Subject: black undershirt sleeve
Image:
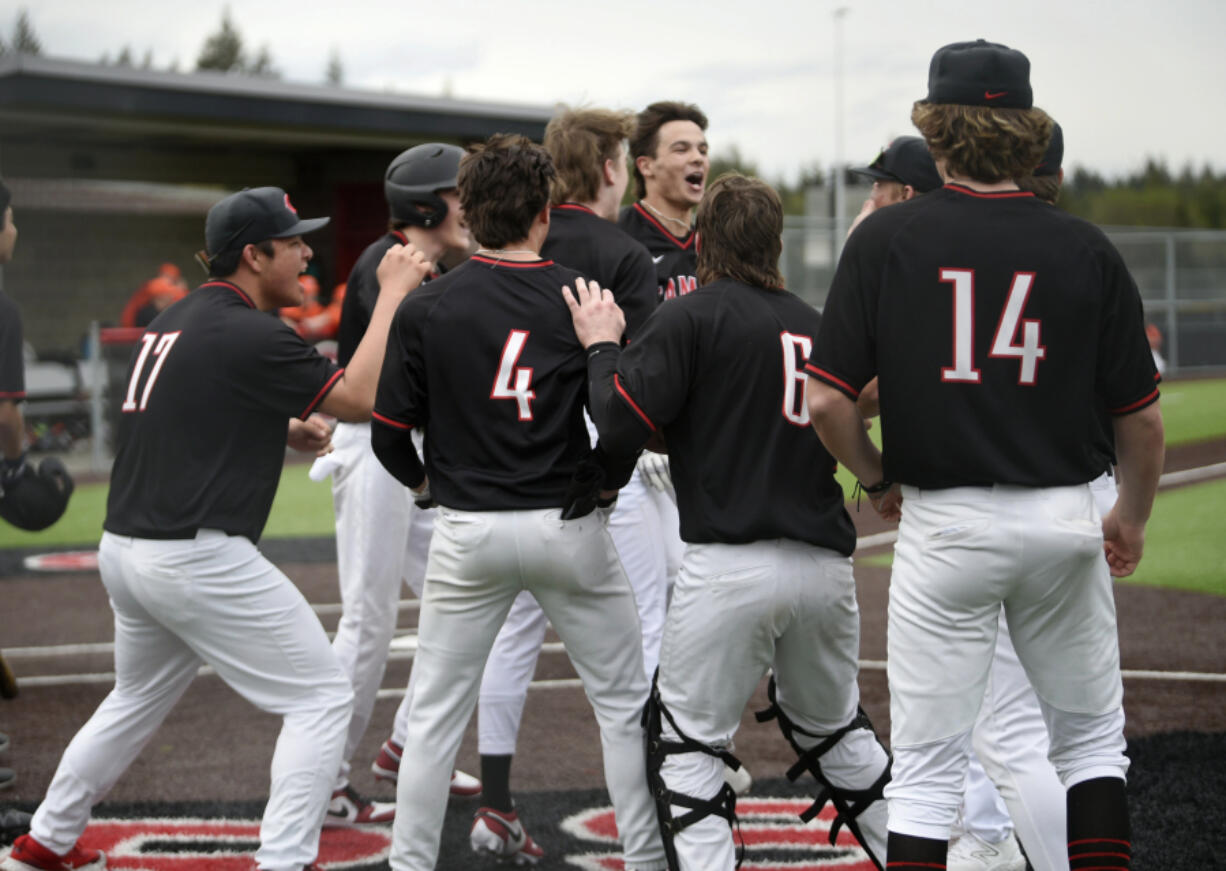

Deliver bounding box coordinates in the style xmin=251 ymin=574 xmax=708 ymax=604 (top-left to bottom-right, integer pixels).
xmin=371 ymin=421 xmax=426 ymax=490
xmin=585 ymin=342 xmax=652 ymax=461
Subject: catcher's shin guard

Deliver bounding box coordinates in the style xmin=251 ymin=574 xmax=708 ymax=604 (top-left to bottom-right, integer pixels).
xmin=643 ymin=678 xmax=743 ymax=870
xmin=755 ymin=676 xmax=890 ymax=870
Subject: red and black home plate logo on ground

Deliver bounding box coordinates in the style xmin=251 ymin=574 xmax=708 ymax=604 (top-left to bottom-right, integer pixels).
xmin=561 ymin=797 xmax=875 ymax=870
xmin=65 ymin=818 xmax=389 ymax=869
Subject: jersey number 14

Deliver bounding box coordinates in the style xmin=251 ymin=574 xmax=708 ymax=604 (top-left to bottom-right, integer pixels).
xmin=939 ymin=269 xmax=1046 ymax=385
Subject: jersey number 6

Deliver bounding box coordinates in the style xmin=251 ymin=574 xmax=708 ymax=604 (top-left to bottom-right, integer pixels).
xmin=939 ymin=269 xmax=1046 ymax=386
xmin=491 ymin=329 xmax=536 ymax=421
xmin=781 ymin=332 xmax=813 ymax=426
xmin=121 ymin=331 xmax=182 ymax=412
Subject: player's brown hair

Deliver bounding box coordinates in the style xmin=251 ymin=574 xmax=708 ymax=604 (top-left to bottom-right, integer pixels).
xmin=458 ymin=134 xmax=556 ymax=249
xmin=544 ymin=107 xmax=635 ymax=206
xmin=695 ymin=173 xmax=784 ymax=290
xmin=911 ymin=102 xmax=1052 ymax=184
xmin=1015 ymin=172 xmax=1061 ymax=204
xmin=629 ymin=101 xmax=709 ymax=200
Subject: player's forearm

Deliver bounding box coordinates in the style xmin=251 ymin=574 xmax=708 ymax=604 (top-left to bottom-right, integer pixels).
xmin=0 ymin=400 xmax=24 ymax=460
xmin=807 ymin=377 xmax=885 ymax=486
xmin=324 ymin=291 xmax=404 ymax=421
xmin=1111 ymin=402 xmax=1164 ymax=527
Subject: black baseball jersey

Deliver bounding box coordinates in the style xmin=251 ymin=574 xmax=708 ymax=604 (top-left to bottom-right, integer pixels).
xmin=373 ymin=255 xmax=636 ymax=510
xmin=0 ymin=290 xmax=24 ymax=400
xmin=542 ymin=204 xmax=658 ymax=340
xmin=105 ymin=281 xmax=342 ymax=542
xmin=586 ymin=278 xmax=856 ymax=554
xmin=618 ymin=203 xmax=699 ymax=302
xmin=807 ymin=183 xmax=1159 ymax=489
xmin=336 ymin=229 xmax=411 ymax=367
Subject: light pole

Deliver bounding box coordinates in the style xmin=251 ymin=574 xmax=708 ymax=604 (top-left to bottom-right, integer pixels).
xmin=832 ymin=5 xmax=849 ymax=262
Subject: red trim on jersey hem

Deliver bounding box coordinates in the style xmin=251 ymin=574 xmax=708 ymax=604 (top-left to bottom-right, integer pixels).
xmin=555 ymin=203 xmax=596 ymax=215
xmin=0 ymin=390 xmax=25 ymax=399
xmin=300 ymin=368 xmax=344 ymax=419
xmin=470 ymin=255 xmax=555 ymax=269
xmin=1109 ymin=387 xmax=1159 ymax=415
xmin=803 ymin=364 xmax=861 ymax=399
xmin=371 ymin=410 xmax=414 ymax=431
xmin=614 ymin=374 xmax=656 ymax=432
xmin=201 ymin=280 xmax=256 ymax=308
xmin=944 ymin=183 xmax=1035 ymax=200
xmin=632 ymin=202 xmax=695 ymax=250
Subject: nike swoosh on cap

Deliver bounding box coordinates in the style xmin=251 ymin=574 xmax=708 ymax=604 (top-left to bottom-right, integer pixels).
xmin=984 ymin=90 xmax=1007 ymax=99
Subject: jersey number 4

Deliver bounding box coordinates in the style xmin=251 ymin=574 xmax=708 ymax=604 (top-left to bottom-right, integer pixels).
xmin=121 ymin=331 xmax=182 ymax=412
xmin=491 ymin=329 xmax=536 ymax=420
xmin=939 ymin=269 xmax=1046 ymax=385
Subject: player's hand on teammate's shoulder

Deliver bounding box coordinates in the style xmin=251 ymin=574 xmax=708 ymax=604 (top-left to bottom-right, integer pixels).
xmin=376 ymin=243 xmax=433 ymax=298
xmin=1101 ymin=507 xmax=1144 ymax=578
xmin=287 ymin=413 xmax=334 ymax=456
xmin=562 ymin=277 xmax=625 ymax=348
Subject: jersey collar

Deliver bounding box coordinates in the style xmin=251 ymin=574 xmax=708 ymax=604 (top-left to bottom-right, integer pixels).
xmin=470 ymin=254 xmax=555 ymax=269
xmin=944 ymin=182 xmax=1035 ymax=200
xmin=554 ymin=203 xmax=597 ymax=215
xmin=632 ymin=202 xmax=695 ymax=250
xmin=200 ymin=279 xmax=256 ymax=308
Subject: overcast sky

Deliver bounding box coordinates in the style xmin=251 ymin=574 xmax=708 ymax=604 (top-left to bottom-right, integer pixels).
xmin=11 ymin=0 xmax=1226 ymax=184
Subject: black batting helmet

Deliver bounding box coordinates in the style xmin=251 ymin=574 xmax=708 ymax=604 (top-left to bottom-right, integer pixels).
xmin=385 ymin=143 xmax=465 ymax=228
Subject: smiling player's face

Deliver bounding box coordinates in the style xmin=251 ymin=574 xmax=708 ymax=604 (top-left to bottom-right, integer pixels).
xmin=641 ymin=120 xmax=709 ymax=210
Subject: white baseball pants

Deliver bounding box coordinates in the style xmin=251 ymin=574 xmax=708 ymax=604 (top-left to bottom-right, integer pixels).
xmin=886 ymin=483 xmax=1128 ymax=841
xmin=310 ymin=421 xmax=434 ymax=788
xmin=477 ymin=468 xmax=674 ymax=755
xmin=389 ymin=506 xmax=665 ymax=871
xmin=28 ymin=531 xmax=353 ymax=871
xmin=655 ymin=540 xmax=889 ymax=870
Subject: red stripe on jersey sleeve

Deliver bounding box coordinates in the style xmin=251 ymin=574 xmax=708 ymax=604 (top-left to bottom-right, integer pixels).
xmin=614 ymin=374 xmax=657 ymax=432
xmin=371 ymin=410 xmax=414 ymax=431
xmin=0 ymin=390 xmax=26 ymax=399
xmin=803 ymin=364 xmax=861 ymax=399
xmin=300 ymin=368 xmax=344 ymax=419
xmin=1109 ymin=387 xmax=1159 ymax=415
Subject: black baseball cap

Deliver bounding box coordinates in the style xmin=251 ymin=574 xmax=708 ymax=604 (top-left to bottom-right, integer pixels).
xmin=925 ymin=39 xmax=1033 ymax=109
xmin=205 ymin=187 xmax=329 ymax=258
xmin=1034 ymin=121 xmax=1064 ymax=177
xmin=851 ymin=136 xmax=943 ymax=193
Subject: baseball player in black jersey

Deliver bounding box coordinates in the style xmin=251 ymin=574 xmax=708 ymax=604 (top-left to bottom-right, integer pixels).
xmin=806 ymin=41 xmax=1164 ymax=871
xmin=3 ymin=187 xmax=431 ymax=871
xmin=566 ymin=174 xmax=891 ymax=871
xmin=618 ymin=101 xmax=708 ymax=303
xmin=306 ymin=143 xmax=481 ymax=825
xmin=372 ymin=135 xmax=665 ymax=871
xmin=468 ymin=107 xmax=663 ymax=861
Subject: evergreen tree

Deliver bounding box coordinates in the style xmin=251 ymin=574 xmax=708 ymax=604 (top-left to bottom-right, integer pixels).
xmin=196 ymin=8 xmax=245 ymax=72
xmin=12 ymin=8 xmax=41 ymax=54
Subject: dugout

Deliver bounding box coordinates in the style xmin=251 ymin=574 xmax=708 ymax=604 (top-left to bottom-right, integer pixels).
xmin=0 ymin=53 xmax=553 ymax=354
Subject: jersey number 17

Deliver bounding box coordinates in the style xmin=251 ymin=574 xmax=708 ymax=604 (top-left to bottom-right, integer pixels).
xmin=121 ymin=331 xmax=182 ymax=412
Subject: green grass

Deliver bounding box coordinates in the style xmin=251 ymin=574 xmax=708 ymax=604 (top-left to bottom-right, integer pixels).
xmin=1154 ymin=377 xmax=1226 ymax=446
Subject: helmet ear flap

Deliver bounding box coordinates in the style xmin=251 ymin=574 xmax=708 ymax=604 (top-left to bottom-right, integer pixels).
xmin=384 ymin=143 xmax=464 ymax=227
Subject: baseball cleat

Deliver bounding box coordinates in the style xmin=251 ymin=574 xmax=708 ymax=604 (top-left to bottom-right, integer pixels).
xmin=723 ymin=762 xmax=753 ymax=796
xmin=0 ymin=834 xmax=106 ymax=870
xmin=323 ymin=785 xmax=395 ymax=827
xmin=371 ymin=739 xmax=482 ymax=796
xmin=946 ymin=831 xmax=1027 ymax=871
xmin=470 ymin=807 xmax=544 ymax=865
